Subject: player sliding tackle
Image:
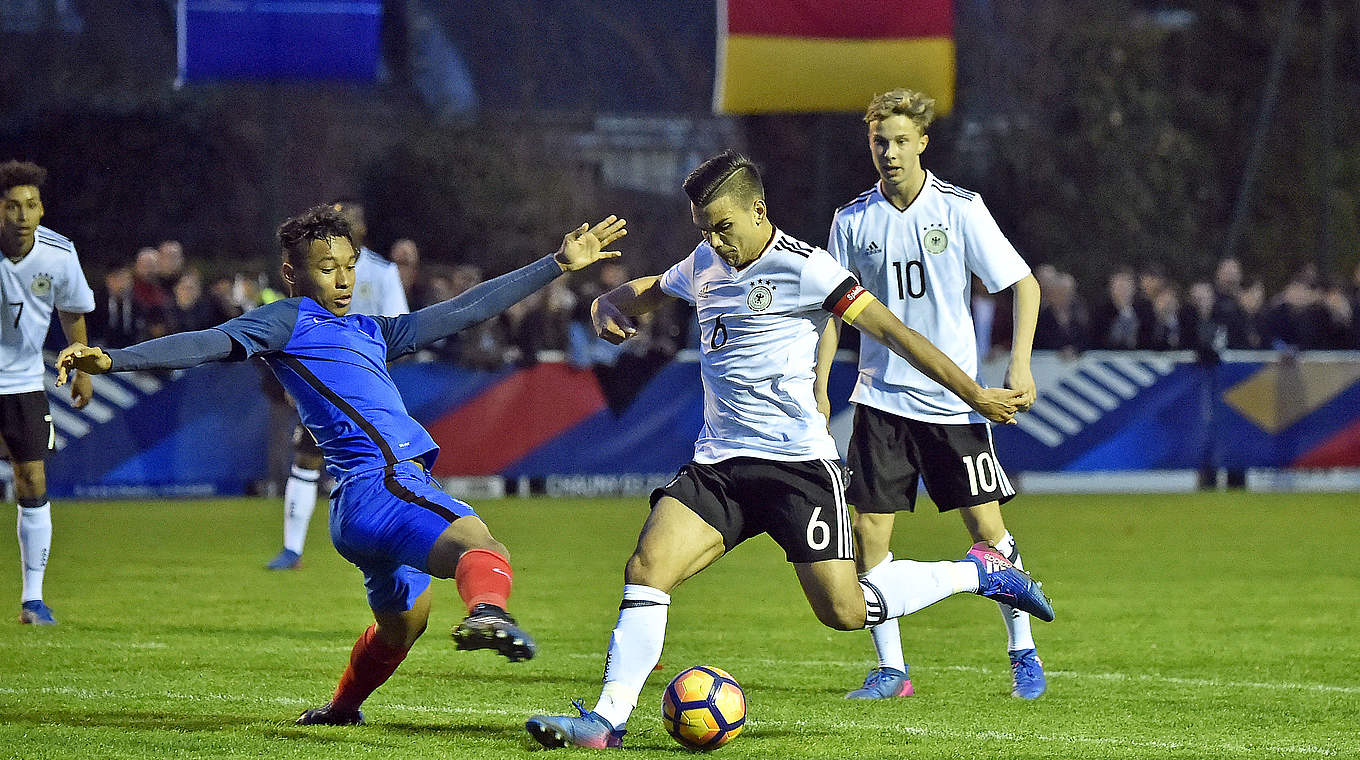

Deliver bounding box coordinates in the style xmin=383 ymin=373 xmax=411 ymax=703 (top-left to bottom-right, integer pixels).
xmin=526 ymin=151 xmax=1053 ymax=750
xmin=57 ymin=205 xmax=627 ymax=727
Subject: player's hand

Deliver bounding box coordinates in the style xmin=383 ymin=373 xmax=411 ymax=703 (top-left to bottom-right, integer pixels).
xmin=55 ymin=343 xmax=112 ymax=387
xmin=971 ymin=386 xmax=1024 ymax=425
xmin=1004 ymin=363 xmax=1037 ymax=411
xmin=70 ymin=371 xmax=94 ymax=409
xmin=592 ymin=296 xmax=637 ymax=344
xmin=554 ymin=216 xmax=627 ymax=272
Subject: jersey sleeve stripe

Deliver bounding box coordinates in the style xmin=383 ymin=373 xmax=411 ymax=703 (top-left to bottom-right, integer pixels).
xmin=834 ymin=188 xmax=875 ymax=215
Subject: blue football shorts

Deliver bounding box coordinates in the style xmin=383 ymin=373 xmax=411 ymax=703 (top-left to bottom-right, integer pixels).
xmin=329 ymin=460 xmax=478 ymax=613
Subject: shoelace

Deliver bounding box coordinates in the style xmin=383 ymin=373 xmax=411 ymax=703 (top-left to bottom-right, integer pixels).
xmin=570 ymin=698 xmax=590 ymax=717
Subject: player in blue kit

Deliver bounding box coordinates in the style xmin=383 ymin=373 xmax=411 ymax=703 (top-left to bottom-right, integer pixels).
xmin=55 ymin=205 xmax=627 ymax=725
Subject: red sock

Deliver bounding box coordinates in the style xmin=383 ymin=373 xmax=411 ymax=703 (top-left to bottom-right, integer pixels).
xmin=331 ymin=624 xmax=409 ymax=712
xmin=454 ymin=548 xmax=513 ymax=612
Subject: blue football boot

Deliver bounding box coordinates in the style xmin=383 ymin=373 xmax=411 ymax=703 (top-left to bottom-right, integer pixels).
xmin=526 ymin=699 xmax=625 ymax=749
xmin=266 ymin=548 xmax=302 ymax=570
xmin=19 ymin=600 xmax=57 ymax=626
xmin=1009 ymin=648 xmax=1047 ymax=699
xmin=965 ymin=543 xmax=1055 ymax=622
xmin=846 ymin=666 xmax=914 ymax=699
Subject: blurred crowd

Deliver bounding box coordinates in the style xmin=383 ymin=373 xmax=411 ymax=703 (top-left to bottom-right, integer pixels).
xmin=87 ymin=239 xmax=1360 ymax=372
xmin=987 ymin=257 xmax=1360 ymax=358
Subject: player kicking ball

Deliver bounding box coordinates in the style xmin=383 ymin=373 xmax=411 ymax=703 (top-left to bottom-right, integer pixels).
xmin=525 ymin=151 xmax=1052 ymax=750
xmin=56 ymin=205 xmax=626 ymax=725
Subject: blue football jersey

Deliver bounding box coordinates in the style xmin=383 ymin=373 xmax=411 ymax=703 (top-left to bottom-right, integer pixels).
xmin=214 ymin=297 xmax=434 ymax=481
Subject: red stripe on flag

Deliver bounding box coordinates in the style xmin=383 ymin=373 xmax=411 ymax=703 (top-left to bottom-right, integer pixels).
xmin=726 ymin=0 xmax=952 ymax=39
xmin=428 ymin=363 xmax=606 ymax=476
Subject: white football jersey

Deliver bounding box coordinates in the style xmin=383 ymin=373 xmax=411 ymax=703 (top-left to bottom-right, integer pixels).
xmin=0 ymin=226 xmax=96 ymax=394
xmin=829 ymin=173 xmax=1030 ymax=423
xmin=349 ymin=246 xmax=409 ymax=317
xmin=660 ymin=228 xmax=861 ymax=464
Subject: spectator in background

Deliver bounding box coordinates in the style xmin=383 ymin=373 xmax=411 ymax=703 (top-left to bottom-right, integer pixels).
xmin=131 ymin=246 xmax=171 ymax=339
xmin=1318 ymin=281 xmax=1356 ymax=349
xmin=1186 ymin=280 xmax=1221 ymax=354
xmin=168 ymin=269 xmax=222 ymax=333
xmin=157 ymin=239 xmax=185 ymax=290
xmin=1135 ymin=264 xmax=1167 ymax=348
xmin=1236 ymin=279 xmax=1267 ymax=349
xmin=207 ymin=276 xmax=243 ymax=320
xmin=1264 ymin=271 xmax=1328 ymax=350
xmin=1033 ymin=270 xmax=1087 ymax=357
xmin=1091 ymin=268 xmax=1140 ymax=349
xmin=1147 ymin=284 xmax=1192 ymax=350
xmin=1210 ymin=257 xmax=1250 ymax=348
xmin=92 ymin=267 xmax=139 ymax=348
xmin=390 ymin=238 xmax=427 ymax=308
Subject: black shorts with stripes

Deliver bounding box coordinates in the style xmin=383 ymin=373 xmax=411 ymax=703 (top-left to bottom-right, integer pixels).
xmin=845 ymin=403 xmax=1015 ymax=514
xmin=650 ymin=456 xmax=853 ymax=564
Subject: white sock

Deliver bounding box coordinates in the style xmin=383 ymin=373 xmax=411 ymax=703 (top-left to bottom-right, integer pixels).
xmin=593 ymin=584 xmax=670 ymax=728
xmin=994 ymin=531 xmax=1036 ymax=651
xmin=861 ymin=554 xmax=906 ymax=672
xmin=282 ymin=466 xmax=320 ymax=555
xmin=17 ymin=503 xmax=52 ymax=603
xmin=861 ymin=558 xmax=978 ymax=625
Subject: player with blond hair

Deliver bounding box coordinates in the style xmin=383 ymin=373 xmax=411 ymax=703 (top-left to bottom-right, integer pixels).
xmin=816 ymin=88 xmax=1047 ymax=700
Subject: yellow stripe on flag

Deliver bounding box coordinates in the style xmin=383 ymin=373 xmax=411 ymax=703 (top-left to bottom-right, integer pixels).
xmin=716 ymin=35 xmax=955 ymax=115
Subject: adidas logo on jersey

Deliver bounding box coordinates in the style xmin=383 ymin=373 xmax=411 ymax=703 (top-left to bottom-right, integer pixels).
xmin=866 ymin=242 xmax=881 ymax=253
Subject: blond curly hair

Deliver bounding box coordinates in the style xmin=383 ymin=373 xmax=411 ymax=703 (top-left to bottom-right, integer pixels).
xmin=864 ymin=89 xmax=936 ymax=132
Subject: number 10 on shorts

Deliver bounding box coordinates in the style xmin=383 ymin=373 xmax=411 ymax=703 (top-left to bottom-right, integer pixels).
xmin=962 ymin=453 xmax=999 ymax=497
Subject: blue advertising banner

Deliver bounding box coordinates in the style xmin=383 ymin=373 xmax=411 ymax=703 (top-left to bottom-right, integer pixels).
xmin=177 ymin=1 xmax=383 ymax=84
xmin=34 ymin=351 xmax=1360 ymax=498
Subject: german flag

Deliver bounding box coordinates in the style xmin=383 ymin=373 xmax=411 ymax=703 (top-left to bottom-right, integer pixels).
xmin=714 ymin=0 xmax=955 ymax=115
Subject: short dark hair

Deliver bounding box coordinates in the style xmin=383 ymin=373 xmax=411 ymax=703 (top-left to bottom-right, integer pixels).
xmin=0 ymin=161 xmax=47 ymax=194
xmin=683 ymin=150 xmax=764 ymax=207
xmin=277 ymin=204 xmax=354 ymax=267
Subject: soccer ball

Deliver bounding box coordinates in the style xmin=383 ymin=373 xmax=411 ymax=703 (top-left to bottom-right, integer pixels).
xmin=661 ymin=666 xmax=746 ymax=751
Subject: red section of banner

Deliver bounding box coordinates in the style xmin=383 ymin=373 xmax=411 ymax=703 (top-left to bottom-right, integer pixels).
xmin=726 ymin=0 xmax=952 ymax=39
xmin=1293 ymin=416 xmax=1360 ymax=467
xmin=427 ymin=363 xmax=607 ymax=476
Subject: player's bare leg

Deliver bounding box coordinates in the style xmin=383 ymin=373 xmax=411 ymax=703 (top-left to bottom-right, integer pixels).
xmin=297 ymin=588 xmax=432 ymax=725
xmin=960 ymin=500 xmax=1046 ymax=698
xmin=527 ymin=497 xmax=725 ymax=749
xmin=14 ymin=460 xmax=56 ymax=625
xmin=428 ymin=516 xmax=535 ymax=661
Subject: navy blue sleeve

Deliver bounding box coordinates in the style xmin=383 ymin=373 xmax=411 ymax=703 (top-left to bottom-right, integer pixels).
xmin=375 ymin=255 xmax=561 ymax=357
xmin=104 ymin=329 xmax=237 ymax=372
xmin=212 ymin=299 xmax=300 ymax=359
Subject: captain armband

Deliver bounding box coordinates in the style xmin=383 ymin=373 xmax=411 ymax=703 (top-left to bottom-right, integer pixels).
xmin=823 ymin=279 xmax=877 ymax=326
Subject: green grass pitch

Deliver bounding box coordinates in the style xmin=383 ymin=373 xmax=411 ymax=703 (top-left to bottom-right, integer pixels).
xmin=1 ymin=491 xmax=1356 ymax=759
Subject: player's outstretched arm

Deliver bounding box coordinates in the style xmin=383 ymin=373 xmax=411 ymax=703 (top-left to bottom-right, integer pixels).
xmin=402 ymin=217 xmax=626 ymax=349
xmin=55 ymin=328 xmax=239 ymax=387
xmin=592 ymin=276 xmax=668 ymax=344
xmin=850 ymin=297 xmax=1022 ymax=424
